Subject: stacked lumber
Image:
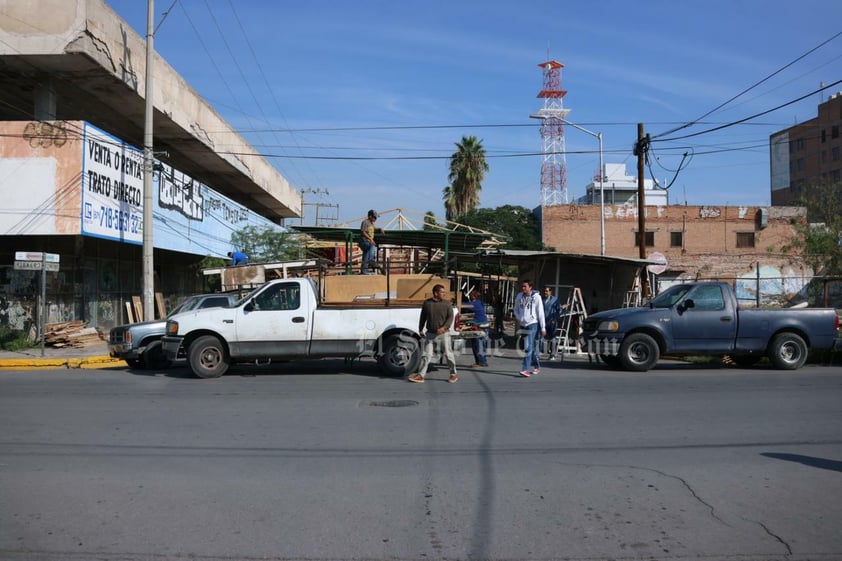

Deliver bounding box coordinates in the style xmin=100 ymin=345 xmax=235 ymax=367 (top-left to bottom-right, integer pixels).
xmin=43 ymin=321 xmax=105 ymax=348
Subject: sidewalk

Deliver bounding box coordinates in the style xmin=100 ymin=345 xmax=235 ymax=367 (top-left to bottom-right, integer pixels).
xmin=0 ymin=341 xmax=125 ymax=369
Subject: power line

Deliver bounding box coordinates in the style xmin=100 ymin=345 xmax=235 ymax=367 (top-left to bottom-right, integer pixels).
xmin=651 ymin=30 xmax=842 ymax=140
xmin=652 ymin=80 xmax=842 ymax=143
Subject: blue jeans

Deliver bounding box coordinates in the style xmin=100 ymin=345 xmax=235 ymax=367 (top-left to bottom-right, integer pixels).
xmin=471 ymin=328 xmax=488 ymax=366
xmin=359 ymin=241 xmax=377 ymax=273
xmin=520 ymin=323 xmax=541 ymax=372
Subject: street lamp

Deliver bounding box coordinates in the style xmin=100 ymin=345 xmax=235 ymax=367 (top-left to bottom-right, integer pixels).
xmin=561 ymin=119 xmax=604 ymax=256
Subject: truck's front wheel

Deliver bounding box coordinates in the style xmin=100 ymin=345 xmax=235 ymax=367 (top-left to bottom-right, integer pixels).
xmin=768 ymin=332 xmax=808 ymax=370
xmin=618 ymin=333 xmax=660 ymax=372
xmin=189 ymin=335 xmax=230 ymax=378
xmin=378 ymin=333 xmax=420 ymax=377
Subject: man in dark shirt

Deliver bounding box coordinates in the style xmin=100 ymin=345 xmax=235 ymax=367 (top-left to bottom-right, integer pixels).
xmin=408 ymin=284 xmax=458 ymax=383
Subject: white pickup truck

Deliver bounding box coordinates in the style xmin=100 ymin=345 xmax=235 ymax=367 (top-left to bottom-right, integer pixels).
xmin=161 ymin=277 xmax=457 ymax=378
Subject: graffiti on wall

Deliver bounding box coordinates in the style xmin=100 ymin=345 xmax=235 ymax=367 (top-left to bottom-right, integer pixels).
xmin=602 ymin=204 xmax=665 ymax=220
xmin=22 ymin=121 xmax=68 ymax=149
xmin=699 ymin=206 xmax=721 ymax=219
xmin=735 ymin=264 xmax=806 ymax=305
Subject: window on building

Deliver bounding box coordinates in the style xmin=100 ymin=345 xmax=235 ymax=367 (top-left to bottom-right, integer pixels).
xmin=822 ymin=129 xmax=827 ymax=143
xmin=634 ymin=231 xmax=655 ymax=247
xmin=833 ymin=125 xmax=839 ymax=139
xmin=670 ymin=231 xmax=683 ymax=248
xmin=795 ymin=138 xmax=805 ymax=151
xmin=833 ymin=169 xmax=841 ymax=183
xmin=822 ymin=150 xmax=827 ymax=164
xmin=796 ymin=158 xmax=805 ymax=172
xmin=833 ymin=147 xmax=840 ymax=161
xmin=736 ymin=232 xmax=755 ymax=248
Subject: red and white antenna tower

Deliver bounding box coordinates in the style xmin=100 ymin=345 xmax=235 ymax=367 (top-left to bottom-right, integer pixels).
xmin=530 ymin=60 xmax=571 ymax=205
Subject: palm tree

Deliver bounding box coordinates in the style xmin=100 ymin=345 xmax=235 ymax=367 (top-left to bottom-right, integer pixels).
xmin=443 ymin=135 xmax=489 ymax=221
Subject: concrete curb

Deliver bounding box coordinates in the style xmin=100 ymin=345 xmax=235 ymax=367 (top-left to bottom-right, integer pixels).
xmin=0 ymin=356 xmax=126 ymax=370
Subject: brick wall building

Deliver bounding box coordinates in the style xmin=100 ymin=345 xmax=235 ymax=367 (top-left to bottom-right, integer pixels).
xmin=542 ymin=203 xmax=809 ymax=284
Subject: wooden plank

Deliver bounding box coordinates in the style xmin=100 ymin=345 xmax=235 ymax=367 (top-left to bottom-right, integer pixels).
xmin=155 ymin=292 xmax=166 ymax=319
xmin=132 ymin=296 xmax=143 ymax=323
xmin=125 ymin=302 xmax=135 ymax=324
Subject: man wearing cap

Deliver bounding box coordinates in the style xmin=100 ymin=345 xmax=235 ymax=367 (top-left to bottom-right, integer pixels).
xmin=359 ymin=210 xmax=384 ymax=274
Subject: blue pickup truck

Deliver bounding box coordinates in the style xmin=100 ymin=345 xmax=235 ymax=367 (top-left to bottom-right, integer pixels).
xmin=581 ymin=281 xmax=839 ymax=371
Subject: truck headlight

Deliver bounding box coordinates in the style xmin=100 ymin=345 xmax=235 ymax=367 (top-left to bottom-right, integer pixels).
xmin=598 ymin=320 xmax=619 ymax=332
xmin=166 ymin=321 xmax=179 ymax=335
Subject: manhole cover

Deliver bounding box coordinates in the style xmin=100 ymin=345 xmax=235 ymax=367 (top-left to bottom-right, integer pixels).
xmin=368 ymin=399 xmax=419 ymax=408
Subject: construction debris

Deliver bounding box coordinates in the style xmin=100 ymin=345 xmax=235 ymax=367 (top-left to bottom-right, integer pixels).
xmin=43 ymin=321 xmax=105 ymax=348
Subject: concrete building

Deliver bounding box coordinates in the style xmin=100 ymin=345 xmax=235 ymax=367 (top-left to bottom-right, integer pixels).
xmin=0 ymin=0 xmax=300 ymax=332
xmin=771 ymin=92 xmax=842 ymax=206
xmin=576 ymin=163 xmax=668 ymax=207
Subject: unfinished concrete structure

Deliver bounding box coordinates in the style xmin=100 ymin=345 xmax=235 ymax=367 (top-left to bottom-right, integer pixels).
xmin=0 ymin=0 xmax=300 ymax=331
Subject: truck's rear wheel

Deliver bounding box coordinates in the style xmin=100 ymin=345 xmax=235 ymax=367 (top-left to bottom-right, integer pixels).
xmin=189 ymin=335 xmax=230 ymax=378
xmin=768 ymin=332 xmax=808 ymax=370
xmin=378 ymin=333 xmax=420 ymax=377
xmin=618 ymin=333 xmax=659 ymax=372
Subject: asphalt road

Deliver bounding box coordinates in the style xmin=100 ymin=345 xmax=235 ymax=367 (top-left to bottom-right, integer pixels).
xmin=1 ymin=358 xmax=841 ymax=561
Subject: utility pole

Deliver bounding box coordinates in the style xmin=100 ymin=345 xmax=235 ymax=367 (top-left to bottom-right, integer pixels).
xmin=635 ymin=123 xmax=647 ymax=260
xmin=635 ymin=122 xmax=651 ymax=299
xmin=299 ymin=188 xmax=329 ymax=226
xmin=141 ymin=0 xmax=155 ymax=320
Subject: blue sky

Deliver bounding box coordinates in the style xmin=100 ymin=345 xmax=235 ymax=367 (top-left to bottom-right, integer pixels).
xmin=106 ymin=0 xmax=842 ymax=225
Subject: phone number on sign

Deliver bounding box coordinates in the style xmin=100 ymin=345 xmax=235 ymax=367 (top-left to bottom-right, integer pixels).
xmin=98 ymin=206 xmax=140 ymax=234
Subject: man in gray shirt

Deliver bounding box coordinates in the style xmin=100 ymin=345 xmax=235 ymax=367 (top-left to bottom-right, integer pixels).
xmin=408 ymin=284 xmax=458 ymax=384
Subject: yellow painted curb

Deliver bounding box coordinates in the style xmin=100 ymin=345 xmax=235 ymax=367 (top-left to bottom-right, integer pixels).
xmin=0 ymin=356 xmax=126 ymax=370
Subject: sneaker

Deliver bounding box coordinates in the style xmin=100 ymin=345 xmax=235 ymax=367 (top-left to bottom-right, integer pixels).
xmin=470 ymin=363 xmax=484 ymax=368
xmin=519 ymin=370 xmax=531 ymax=377
xmin=448 ymin=373 xmax=458 ymax=383
xmin=531 ymin=368 xmax=541 ymax=375
xmin=407 ymin=374 xmax=425 ymax=383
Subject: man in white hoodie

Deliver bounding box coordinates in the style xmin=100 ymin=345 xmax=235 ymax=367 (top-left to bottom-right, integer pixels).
xmin=513 ymin=279 xmax=546 ymax=377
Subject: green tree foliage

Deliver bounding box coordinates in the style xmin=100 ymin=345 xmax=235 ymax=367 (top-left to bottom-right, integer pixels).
xmin=452 ymin=205 xmax=545 ymax=275
xmin=459 ymin=205 xmax=546 ymax=250
xmin=230 ymin=225 xmax=299 ymax=263
xmin=782 ymin=181 xmax=842 ymax=276
xmin=423 ymin=211 xmax=439 ymax=231
xmin=443 ymin=135 xmax=489 ymax=220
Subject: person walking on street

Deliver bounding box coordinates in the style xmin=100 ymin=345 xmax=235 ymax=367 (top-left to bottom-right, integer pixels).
xmin=359 ymin=210 xmax=384 ymax=274
xmin=513 ymin=279 xmax=545 ymax=377
xmin=408 ymin=284 xmax=458 ymax=384
xmin=542 ymin=285 xmax=561 ymax=359
xmin=467 ymin=289 xmax=489 ymax=367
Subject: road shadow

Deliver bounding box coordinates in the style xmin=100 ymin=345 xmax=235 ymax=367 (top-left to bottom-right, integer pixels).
xmin=761 ymin=452 xmax=842 ymax=473
xmin=124 ymin=357 xmax=398 ymax=380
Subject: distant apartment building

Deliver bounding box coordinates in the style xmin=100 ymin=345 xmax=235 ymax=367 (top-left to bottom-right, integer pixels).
xmin=771 ymin=92 xmax=842 ymax=206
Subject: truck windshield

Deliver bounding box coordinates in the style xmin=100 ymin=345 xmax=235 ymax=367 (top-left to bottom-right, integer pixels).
xmin=167 ymin=296 xmax=201 ymax=317
xmin=649 ymin=285 xmax=692 ymax=308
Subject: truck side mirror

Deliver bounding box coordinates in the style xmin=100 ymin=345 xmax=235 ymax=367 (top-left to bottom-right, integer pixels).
xmin=244 ymin=300 xmax=255 ymax=312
